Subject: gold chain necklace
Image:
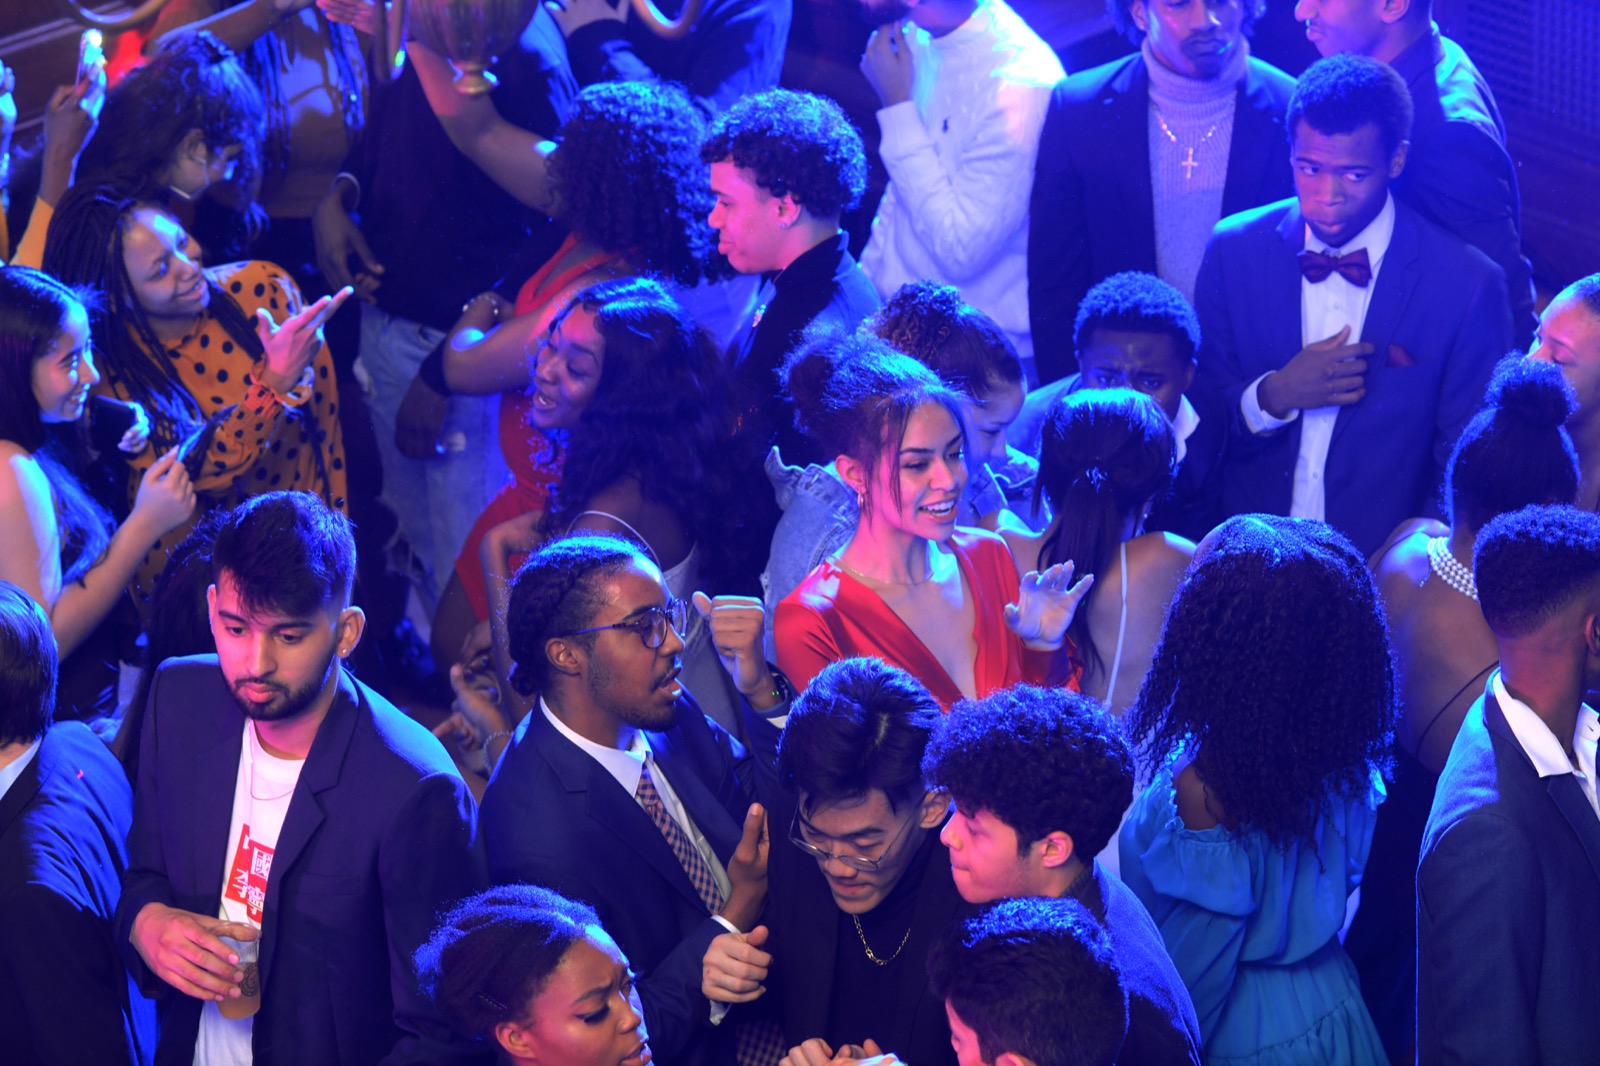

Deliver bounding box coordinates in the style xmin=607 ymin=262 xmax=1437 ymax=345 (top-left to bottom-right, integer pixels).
xmin=851 ymin=914 xmax=912 ymax=966
xmin=1153 ymin=105 xmax=1220 ymax=182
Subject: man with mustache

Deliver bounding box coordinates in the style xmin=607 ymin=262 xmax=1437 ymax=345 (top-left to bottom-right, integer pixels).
xmin=117 ymin=492 xmax=488 ymax=1065
xmin=481 ymin=534 xmax=788 ymax=1066
xmin=1193 ymin=53 xmax=1509 ymax=557
xmin=1027 ymin=0 xmax=1295 ymax=386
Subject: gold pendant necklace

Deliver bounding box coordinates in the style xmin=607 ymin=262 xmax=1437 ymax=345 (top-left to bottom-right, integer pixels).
xmin=1153 ymin=106 xmax=1219 ymax=182
xmin=852 ymin=913 xmax=912 ymax=966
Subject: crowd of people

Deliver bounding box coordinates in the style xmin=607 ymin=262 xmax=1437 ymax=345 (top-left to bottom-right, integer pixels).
xmin=1 ymin=0 xmax=1596 ymax=1064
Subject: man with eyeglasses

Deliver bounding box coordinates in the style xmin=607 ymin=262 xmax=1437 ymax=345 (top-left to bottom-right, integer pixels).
xmin=479 ymin=534 xmax=791 ymax=1066
xmin=703 ymin=656 xmax=972 ymax=1066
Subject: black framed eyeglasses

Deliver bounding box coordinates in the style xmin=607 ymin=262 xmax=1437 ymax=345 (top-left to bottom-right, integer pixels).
xmin=789 ymin=797 xmax=926 ymax=872
xmin=558 ymin=598 xmax=689 ymax=649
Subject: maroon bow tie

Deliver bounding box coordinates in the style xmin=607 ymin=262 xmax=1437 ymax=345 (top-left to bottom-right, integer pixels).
xmin=1298 ymin=247 xmax=1372 ymax=287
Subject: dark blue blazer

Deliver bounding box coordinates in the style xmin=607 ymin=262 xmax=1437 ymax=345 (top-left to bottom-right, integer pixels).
xmin=0 ymin=721 xmax=155 ymax=1066
xmin=1027 ymin=53 xmax=1296 ymax=385
xmin=115 ymin=657 xmax=489 ymax=1066
xmin=480 ymin=693 xmax=776 ymax=1066
xmin=1390 ymin=28 xmax=1536 ymax=348
xmin=1193 ymin=196 xmax=1510 ymax=556
xmin=1418 ymin=690 xmax=1600 ymax=1064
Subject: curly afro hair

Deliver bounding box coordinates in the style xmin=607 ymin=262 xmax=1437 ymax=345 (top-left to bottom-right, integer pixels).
xmin=1127 ymin=515 xmax=1397 ymax=848
xmin=700 ymin=89 xmax=867 ymax=219
xmin=866 ymin=279 xmax=1024 ymax=399
xmin=923 ymin=684 xmax=1134 ymax=858
xmin=1289 ymin=53 xmax=1414 ymax=157
xmin=1073 ymin=271 xmax=1199 ymax=365
xmin=1475 ymin=504 xmax=1600 ymax=640
xmin=548 ymin=81 xmax=715 ymax=286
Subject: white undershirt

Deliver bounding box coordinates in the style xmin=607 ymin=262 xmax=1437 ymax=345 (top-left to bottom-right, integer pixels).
xmin=1241 ymin=194 xmax=1396 ymax=519
xmin=194 ymin=723 xmax=304 ymax=1066
xmin=1494 ymin=672 xmax=1600 ymax=821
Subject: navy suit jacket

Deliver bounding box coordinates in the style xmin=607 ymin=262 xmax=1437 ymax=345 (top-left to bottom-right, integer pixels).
xmin=0 ymin=721 xmax=155 ymax=1066
xmin=1193 ymin=196 xmax=1510 ymax=556
xmin=1028 ymin=53 xmax=1296 ymax=385
xmin=480 ymin=693 xmax=776 ymax=1066
xmin=115 ymin=658 xmax=488 ymax=1066
xmin=1390 ymin=28 xmax=1536 ymax=349
xmin=1418 ymin=690 xmax=1600 ymax=1064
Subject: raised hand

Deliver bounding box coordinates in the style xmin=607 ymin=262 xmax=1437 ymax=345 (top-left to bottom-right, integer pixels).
xmin=720 ymin=803 xmax=769 ymax=930
xmin=255 ymin=286 xmax=352 ymax=396
xmin=702 ymin=923 xmax=772 ymax=1004
xmin=1004 ymin=560 xmax=1093 ymax=651
xmin=691 ymin=591 xmax=781 ymax=709
xmin=860 ymin=21 xmax=914 ymax=107
xmin=129 ymin=447 xmax=197 ymax=536
xmin=1257 ymin=325 xmax=1373 ymax=418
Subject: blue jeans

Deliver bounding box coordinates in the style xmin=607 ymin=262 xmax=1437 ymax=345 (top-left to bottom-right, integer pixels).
xmin=357 ymin=302 xmax=511 ymax=613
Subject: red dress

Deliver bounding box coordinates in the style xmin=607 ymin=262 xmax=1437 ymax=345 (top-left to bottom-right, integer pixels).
xmin=774 ymin=528 xmax=1075 ymax=709
xmin=452 ymin=238 xmax=627 ymax=617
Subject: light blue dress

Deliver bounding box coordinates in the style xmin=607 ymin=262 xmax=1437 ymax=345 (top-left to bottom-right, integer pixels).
xmin=1119 ymin=762 xmax=1387 ymax=1066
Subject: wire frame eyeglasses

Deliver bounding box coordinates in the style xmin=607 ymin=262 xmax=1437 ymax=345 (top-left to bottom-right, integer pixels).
xmin=558 ymin=598 xmax=689 ymax=649
xmin=788 ymin=797 xmax=926 ymax=872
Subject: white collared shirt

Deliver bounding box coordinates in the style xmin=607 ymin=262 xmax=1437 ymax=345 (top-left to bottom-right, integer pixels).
xmin=540 ymin=700 xmax=735 ymax=912
xmin=0 ymin=737 xmax=41 ymax=802
xmin=1172 ymin=392 xmax=1200 ymax=466
xmin=1241 ymin=194 xmax=1397 ymax=520
xmin=1493 ymin=672 xmax=1600 ymax=821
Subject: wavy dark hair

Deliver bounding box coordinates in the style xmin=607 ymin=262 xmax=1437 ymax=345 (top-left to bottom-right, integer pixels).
xmin=1289 ymin=53 xmax=1414 ymax=156
xmin=1128 ymin=515 xmax=1397 ymax=848
xmin=783 ymin=329 xmax=967 ymax=519
xmin=866 ymin=279 xmax=1024 ymax=401
xmin=1036 ymin=388 xmax=1176 ymax=678
xmin=415 ymin=884 xmax=607 ymax=1041
xmin=43 ymin=187 xmax=266 ymax=454
xmin=534 ymin=278 xmax=737 ymax=589
xmin=0 ymin=582 xmax=58 ymax=747
xmin=700 ymin=88 xmax=867 ymax=219
xmin=548 ymin=81 xmax=714 ymax=287
xmin=1444 ymin=356 xmax=1579 ymax=532
xmin=77 ymin=31 xmax=265 ymax=205
xmin=0 ymin=266 xmax=113 ymax=585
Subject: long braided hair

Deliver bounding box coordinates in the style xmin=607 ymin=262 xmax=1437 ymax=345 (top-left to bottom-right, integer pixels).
xmin=43 ymin=186 xmax=266 ymax=455
xmin=240 ymin=15 xmax=364 ymax=194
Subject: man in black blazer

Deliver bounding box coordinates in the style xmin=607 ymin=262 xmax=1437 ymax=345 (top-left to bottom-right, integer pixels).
xmin=480 ymin=534 xmax=787 ymax=1066
xmin=1294 ymin=0 xmax=1536 ymax=346
xmin=0 ymin=583 xmax=154 ymax=1066
xmin=1028 ymin=0 xmax=1296 ymax=385
xmin=1418 ymin=504 xmax=1600 ymax=1063
xmin=117 ymin=494 xmax=487 ymax=1066
xmin=1194 ymin=54 xmax=1509 ymax=557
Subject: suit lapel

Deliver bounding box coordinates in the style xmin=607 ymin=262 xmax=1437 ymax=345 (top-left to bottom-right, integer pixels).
xmin=1270 ymin=205 xmax=1309 ymax=378
xmin=0 ymin=737 xmax=45 ymax=837
xmin=1222 ymin=63 xmax=1289 ymax=217
xmin=259 ymin=670 xmax=359 ymax=985
xmin=652 ymin=729 xmax=740 ymax=864
xmin=1331 ymin=201 xmax=1419 ymax=450
xmin=1116 ymin=60 xmax=1157 ymax=270
xmin=192 ymin=695 xmax=247 ymax=911
xmin=1484 ymin=694 xmax=1600 ymax=886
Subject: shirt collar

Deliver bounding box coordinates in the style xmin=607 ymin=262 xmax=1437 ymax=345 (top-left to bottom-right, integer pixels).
xmin=0 ymin=737 xmax=41 ymax=803
xmin=541 ymin=698 xmax=651 ymax=796
xmin=1492 ymin=671 xmax=1600 ymax=780
xmin=1171 ymin=392 xmax=1200 ymax=465
xmin=1305 ymin=191 xmax=1397 ymax=262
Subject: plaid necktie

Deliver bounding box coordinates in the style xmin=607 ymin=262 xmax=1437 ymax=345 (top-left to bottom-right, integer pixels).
xmin=635 ymin=760 xmax=785 ymax=1066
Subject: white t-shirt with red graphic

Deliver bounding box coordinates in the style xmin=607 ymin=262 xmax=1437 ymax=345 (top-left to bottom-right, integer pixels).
xmin=193 ymin=721 xmax=304 ymax=1066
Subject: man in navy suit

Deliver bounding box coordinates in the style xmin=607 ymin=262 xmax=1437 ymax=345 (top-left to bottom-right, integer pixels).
xmin=1418 ymin=504 xmax=1600 ymax=1063
xmin=1194 ymin=52 xmax=1509 ymax=557
xmin=479 ymin=534 xmax=787 ymax=1066
xmin=1028 ymin=0 xmax=1295 ymax=385
xmin=1293 ymin=0 xmax=1536 ymax=346
xmin=117 ymin=493 xmax=487 ymax=1066
xmin=0 ymin=583 xmax=154 ymax=1065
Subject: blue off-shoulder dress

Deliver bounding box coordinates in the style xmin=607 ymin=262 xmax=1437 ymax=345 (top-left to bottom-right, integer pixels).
xmin=1119 ymin=761 xmax=1387 ymax=1066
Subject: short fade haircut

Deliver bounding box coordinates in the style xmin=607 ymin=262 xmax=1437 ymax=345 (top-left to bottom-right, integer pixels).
xmin=211 ymin=492 xmax=355 ymax=620
xmin=1288 ymin=53 xmax=1414 ymax=157
xmin=1475 ymin=504 xmax=1600 ymax=639
xmin=505 ymin=534 xmax=643 ymax=697
xmin=923 ymin=685 xmax=1134 ymax=858
xmin=928 ymin=896 xmax=1128 ymax=1066
xmin=777 ymin=658 xmax=940 ymax=813
xmin=0 ymin=582 xmax=57 ymax=746
xmin=1074 ymin=272 xmax=1200 ymax=366
xmin=700 ymin=88 xmax=868 ymax=219
xmin=1558 ymin=272 xmax=1600 ymax=320
xmin=1106 ymin=0 xmax=1264 ymax=43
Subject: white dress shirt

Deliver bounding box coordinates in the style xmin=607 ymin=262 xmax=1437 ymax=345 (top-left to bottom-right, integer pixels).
xmin=0 ymin=737 xmax=41 ymax=802
xmin=1241 ymin=194 xmax=1396 ymax=520
xmin=1493 ymin=672 xmax=1600 ymax=821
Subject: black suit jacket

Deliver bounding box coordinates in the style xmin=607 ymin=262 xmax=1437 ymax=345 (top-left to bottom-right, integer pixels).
xmin=1028 ymin=53 xmax=1296 ymax=385
xmin=1193 ymin=196 xmax=1510 ymax=556
xmin=0 ymin=721 xmax=155 ymax=1066
xmin=480 ymin=693 xmax=777 ymax=1066
xmin=115 ymin=657 xmax=488 ymax=1066
xmin=1418 ymin=688 xmax=1600 ymax=1063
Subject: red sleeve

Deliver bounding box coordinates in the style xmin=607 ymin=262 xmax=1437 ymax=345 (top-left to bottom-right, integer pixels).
xmin=773 ymin=593 xmax=841 ymax=697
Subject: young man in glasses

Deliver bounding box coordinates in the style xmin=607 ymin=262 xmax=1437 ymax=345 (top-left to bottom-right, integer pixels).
xmin=703 ymin=656 xmax=971 ymax=1066
xmin=480 ymin=534 xmax=789 ymax=1066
